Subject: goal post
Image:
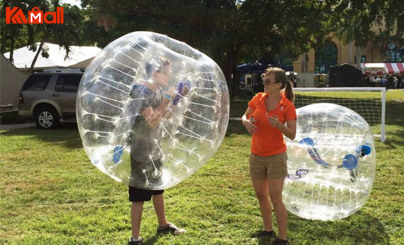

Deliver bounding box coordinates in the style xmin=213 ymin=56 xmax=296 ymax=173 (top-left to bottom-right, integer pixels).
xmin=293 ymin=87 xmax=386 ymax=142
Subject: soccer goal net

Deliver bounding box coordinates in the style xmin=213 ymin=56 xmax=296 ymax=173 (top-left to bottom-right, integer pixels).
xmin=294 ymin=87 xmax=386 ymax=142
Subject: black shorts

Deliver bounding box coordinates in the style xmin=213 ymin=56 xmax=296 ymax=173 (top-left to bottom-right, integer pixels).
xmin=128 ymin=186 xmax=164 ymax=202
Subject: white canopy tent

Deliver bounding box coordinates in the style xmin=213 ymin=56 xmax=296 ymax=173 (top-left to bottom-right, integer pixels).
xmin=361 ymin=63 xmax=387 ymax=74
xmin=361 ymin=62 xmax=404 ymax=75
xmin=4 ymin=42 xmax=101 ymax=71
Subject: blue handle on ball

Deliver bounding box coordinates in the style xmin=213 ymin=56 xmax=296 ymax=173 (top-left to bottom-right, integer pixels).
xmin=287 ymin=168 xmax=309 ymax=180
xmin=173 ymin=82 xmax=183 ymax=105
xmin=299 ymin=137 xmax=314 ymax=147
xmin=299 ymin=137 xmax=329 ymax=167
xmin=173 ymin=81 xmax=191 ymax=105
xmin=341 ymin=144 xmax=372 ymax=170
xmin=113 ymin=145 xmax=124 ymax=164
xmin=359 ymin=145 xmax=371 ymax=156
xmin=342 ymin=154 xmax=358 ymax=170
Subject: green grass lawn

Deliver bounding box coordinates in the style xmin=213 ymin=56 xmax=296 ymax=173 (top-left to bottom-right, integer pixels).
xmin=1 ymin=90 xmax=403 ymax=245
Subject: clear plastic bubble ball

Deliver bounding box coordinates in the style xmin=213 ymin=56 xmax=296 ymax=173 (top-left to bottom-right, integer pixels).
xmin=284 ymin=103 xmax=376 ymax=220
xmin=76 ymin=31 xmax=229 ymax=190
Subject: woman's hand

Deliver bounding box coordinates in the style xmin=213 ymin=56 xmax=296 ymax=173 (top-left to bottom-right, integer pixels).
xmin=242 ymin=117 xmax=258 ymax=135
xmin=267 ymin=113 xmax=282 ymax=129
xmin=267 ymin=112 xmax=297 ymax=140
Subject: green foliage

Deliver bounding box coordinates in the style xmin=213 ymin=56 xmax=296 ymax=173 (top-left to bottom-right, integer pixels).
xmin=330 ymin=0 xmax=404 ymax=47
xmin=1 ymin=0 xmax=403 ymax=96
xmin=80 ymin=0 xmax=345 ymax=99
xmin=0 ymin=0 xmax=89 ymax=69
xmin=0 ymin=90 xmax=403 ymax=244
xmin=238 ymin=0 xmax=337 ymax=59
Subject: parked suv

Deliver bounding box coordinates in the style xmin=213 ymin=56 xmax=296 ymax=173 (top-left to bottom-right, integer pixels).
xmin=18 ymin=69 xmax=84 ymax=129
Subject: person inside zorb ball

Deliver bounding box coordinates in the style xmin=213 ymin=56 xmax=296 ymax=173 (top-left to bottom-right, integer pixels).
xmin=76 ymin=32 xmax=229 ymax=190
xmin=284 ymin=103 xmax=376 ymax=221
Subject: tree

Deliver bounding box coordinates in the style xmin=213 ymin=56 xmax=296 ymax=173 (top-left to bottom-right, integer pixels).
xmin=27 ymin=2 xmax=86 ymax=72
xmin=0 ymin=0 xmax=40 ymax=63
xmin=330 ymin=0 xmax=404 ymax=66
xmin=81 ymin=0 xmax=338 ymax=98
xmin=0 ymin=0 xmax=86 ymax=72
xmin=233 ymin=0 xmax=338 ymax=91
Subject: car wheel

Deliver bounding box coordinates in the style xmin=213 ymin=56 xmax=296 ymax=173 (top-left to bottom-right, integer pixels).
xmin=34 ymin=106 xmax=60 ymax=129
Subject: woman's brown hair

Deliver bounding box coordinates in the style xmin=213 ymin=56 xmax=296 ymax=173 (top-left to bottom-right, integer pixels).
xmin=262 ymin=67 xmax=294 ymax=102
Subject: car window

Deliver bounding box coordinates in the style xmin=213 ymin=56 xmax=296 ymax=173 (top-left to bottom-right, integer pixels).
xmin=21 ymin=75 xmax=52 ymax=91
xmin=55 ymin=74 xmax=83 ymax=92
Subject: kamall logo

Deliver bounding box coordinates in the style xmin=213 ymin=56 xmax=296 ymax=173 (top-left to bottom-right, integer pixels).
xmin=6 ymin=7 xmax=64 ymax=24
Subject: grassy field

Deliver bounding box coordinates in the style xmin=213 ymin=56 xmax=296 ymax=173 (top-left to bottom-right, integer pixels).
xmin=1 ymin=90 xmax=403 ymax=245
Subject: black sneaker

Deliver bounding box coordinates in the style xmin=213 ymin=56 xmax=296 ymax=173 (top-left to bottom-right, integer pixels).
xmin=128 ymin=237 xmax=143 ymax=245
xmin=272 ymin=238 xmax=289 ymax=245
xmin=157 ymin=222 xmax=186 ymax=235
xmin=255 ymin=230 xmax=276 ymax=239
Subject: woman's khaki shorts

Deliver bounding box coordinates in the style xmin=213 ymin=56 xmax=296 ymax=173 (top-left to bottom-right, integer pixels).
xmin=249 ymin=152 xmax=287 ymax=179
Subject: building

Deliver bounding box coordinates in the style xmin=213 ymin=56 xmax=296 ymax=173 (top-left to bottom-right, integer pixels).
xmin=293 ymin=37 xmax=404 ymax=75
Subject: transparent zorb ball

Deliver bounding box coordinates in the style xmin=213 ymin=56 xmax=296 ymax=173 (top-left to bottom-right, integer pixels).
xmin=284 ymin=103 xmax=376 ymax=220
xmin=76 ymin=32 xmax=229 ymax=190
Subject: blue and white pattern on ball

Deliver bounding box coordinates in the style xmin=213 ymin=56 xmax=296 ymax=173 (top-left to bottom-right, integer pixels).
xmin=76 ymin=32 xmax=229 ymax=190
xmin=284 ymin=103 xmax=376 ymax=220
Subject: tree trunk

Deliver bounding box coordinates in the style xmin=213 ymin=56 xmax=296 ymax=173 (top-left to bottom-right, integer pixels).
xmin=9 ymin=36 xmax=15 ymax=64
xmin=224 ymin=45 xmax=239 ymax=100
xmin=348 ymin=41 xmax=353 ymax=65
xmin=356 ymin=45 xmax=362 ymax=69
xmin=29 ymin=41 xmax=44 ymax=73
xmin=301 ymin=54 xmax=309 ymax=73
xmin=1 ymin=38 xmax=4 ymax=54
